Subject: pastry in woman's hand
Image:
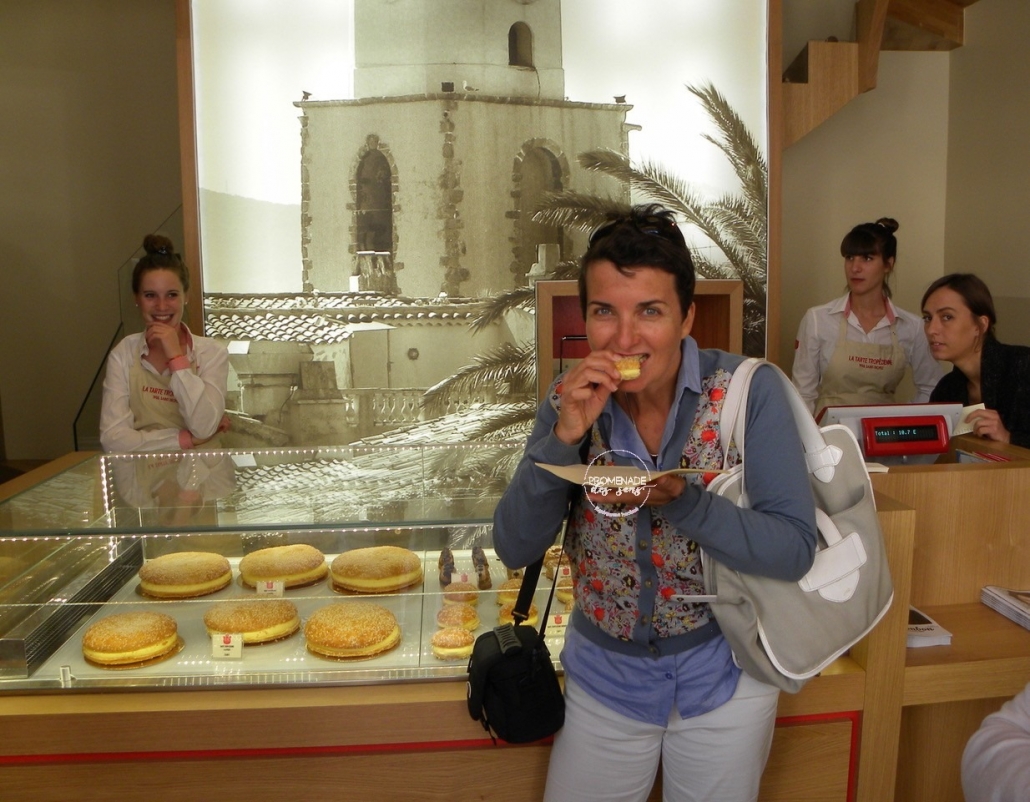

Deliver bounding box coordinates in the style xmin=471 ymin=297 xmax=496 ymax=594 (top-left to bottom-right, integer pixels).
xmin=615 ymin=355 xmax=643 ymax=380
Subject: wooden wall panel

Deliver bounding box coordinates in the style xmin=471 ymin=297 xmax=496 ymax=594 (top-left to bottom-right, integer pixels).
xmin=872 ymin=459 xmax=1030 ymax=605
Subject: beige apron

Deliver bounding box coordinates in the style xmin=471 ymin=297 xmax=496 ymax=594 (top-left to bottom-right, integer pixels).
xmin=128 ymin=353 xmax=222 ymax=448
xmin=815 ymin=311 xmax=907 ymax=417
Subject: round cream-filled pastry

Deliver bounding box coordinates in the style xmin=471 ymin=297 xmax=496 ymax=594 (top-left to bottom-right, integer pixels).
xmin=498 ymin=601 xmax=538 ymax=628
xmin=431 ymin=627 xmax=475 ymax=660
xmin=138 ymin=551 xmax=232 ymax=599
xmin=203 ymin=599 xmax=300 ymax=644
xmin=442 ymin=581 xmax=479 ymax=606
xmin=239 ymin=544 xmax=327 ymax=588
xmin=304 ymin=602 xmax=401 ymax=659
xmin=82 ymin=611 xmax=179 ymax=666
xmin=556 ymin=576 xmax=574 ymax=605
xmin=496 ymin=577 xmax=523 ymax=605
xmin=543 ymin=545 xmax=570 ymax=580
xmin=435 ymin=603 xmax=480 ymax=631
xmin=331 ymin=546 xmax=423 ymax=593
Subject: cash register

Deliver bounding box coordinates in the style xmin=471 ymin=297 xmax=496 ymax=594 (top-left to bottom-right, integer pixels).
xmin=818 ymin=402 xmax=964 ymax=465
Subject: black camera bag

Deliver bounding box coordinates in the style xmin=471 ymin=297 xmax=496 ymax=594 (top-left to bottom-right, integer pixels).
xmin=467 ymin=508 xmax=572 ymax=744
xmin=466 ymin=619 xmax=564 ymax=743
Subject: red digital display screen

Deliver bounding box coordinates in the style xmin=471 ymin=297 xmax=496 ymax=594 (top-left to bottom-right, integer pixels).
xmin=860 ymin=415 xmax=949 ymax=457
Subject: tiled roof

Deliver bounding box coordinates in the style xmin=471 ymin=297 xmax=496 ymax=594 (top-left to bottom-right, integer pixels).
xmin=205 ymin=313 xmax=355 ymax=344
xmin=204 ymin=293 xmax=486 ymax=341
xmin=206 ymin=292 xmax=483 ymax=315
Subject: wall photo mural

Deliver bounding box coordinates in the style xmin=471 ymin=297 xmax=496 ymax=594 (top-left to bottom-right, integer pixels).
xmin=188 ymin=0 xmax=768 ymax=448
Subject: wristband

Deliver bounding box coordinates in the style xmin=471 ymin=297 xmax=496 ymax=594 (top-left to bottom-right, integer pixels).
xmin=168 ymin=355 xmax=191 ymax=372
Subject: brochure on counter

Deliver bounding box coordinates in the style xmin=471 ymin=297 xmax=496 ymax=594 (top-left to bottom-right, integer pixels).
xmin=981 ymin=586 xmax=1030 ymax=630
xmin=907 ymin=606 xmax=952 ymax=648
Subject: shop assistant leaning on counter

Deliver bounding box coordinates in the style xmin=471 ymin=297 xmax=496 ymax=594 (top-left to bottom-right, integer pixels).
xmin=922 ymin=272 xmax=1030 ymax=447
xmin=493 ymin=205 xmax=817 ymax=802
xmin=791 ymin=218 xmax=942 ymax=417
xmin=99 ymin=234 xmax=229 ymax=452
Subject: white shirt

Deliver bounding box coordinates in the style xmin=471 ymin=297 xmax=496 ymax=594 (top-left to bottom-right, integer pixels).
xmin=99 ymin=327 xmax=228 ymax=452
xmin=791 ymin=293 xmax=943 ymax=414
xmin=962 ymin=682 xmax=1030 ymax=802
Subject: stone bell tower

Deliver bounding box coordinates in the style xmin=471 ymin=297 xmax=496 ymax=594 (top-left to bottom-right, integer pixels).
xmin=299 ymin=0 xmax=632 ymax=298
xmin=353 ymin=0 xmax=566 ymax=101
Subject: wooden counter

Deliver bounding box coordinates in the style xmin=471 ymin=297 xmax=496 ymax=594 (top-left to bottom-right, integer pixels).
xmin=872 ymin=440 xmax=1030 ymax=801
xmin=0 ymin=455 xmax=918 ymax=802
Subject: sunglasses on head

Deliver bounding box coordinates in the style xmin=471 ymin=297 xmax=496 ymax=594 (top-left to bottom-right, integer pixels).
xmin=588 ymin=214 xmax=685 ymax=249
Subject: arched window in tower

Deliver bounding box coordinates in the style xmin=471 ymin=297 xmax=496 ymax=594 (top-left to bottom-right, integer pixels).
xmin=518 ymin=147 xmax=562 ymax=281
xmin=508 ymin=23 xmax=533 ymax=68
xmin=355 ymin=149 xmax=393 ymax=254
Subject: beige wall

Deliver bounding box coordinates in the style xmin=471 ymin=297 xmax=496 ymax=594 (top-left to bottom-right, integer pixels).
xmin=946 ymin=0 xmax=1030 ymax=346
xmin=779 ymin=51 xmax=951 ymax=369
xmin=0 ymin=0 xmax=182 ymax=460
xmin=780 ymin=0 xmax=1030 ymax=370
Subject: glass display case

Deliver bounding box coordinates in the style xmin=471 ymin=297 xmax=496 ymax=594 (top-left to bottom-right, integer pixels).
xmin=0 ymin=444 xmax=571 ymax=692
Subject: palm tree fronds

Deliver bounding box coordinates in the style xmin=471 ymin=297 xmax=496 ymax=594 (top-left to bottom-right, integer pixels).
xmin=469 ymin=286 xmax=538 ymax=333
xmin=461 ymin=402 xmax=536 ymax=442
xmin=532 ymin=190 xmax=629 ymax=231
xmin=545 ymin=260 xmax=583 ymax=281
xmin=421 ymin=342 xmax=535 ymax=416
xmin=413 ymin=80 xmax=771 ymax=499
xmin=687 ymin=83 xmax=767 ymax=206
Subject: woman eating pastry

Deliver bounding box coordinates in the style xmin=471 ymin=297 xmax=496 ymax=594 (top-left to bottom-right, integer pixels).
xmin=493 ymin=205 xmax=817 ymax=802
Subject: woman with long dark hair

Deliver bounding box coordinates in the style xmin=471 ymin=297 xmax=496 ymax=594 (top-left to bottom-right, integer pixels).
xmin=922 ymin=273 xmax=1030 ymax=447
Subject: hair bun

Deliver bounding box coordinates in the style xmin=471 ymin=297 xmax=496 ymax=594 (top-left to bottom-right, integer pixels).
xmin=874 ymin=217 xmax=899 ymax=234
xmin=142 ymin=233 xmax=176 ymax=257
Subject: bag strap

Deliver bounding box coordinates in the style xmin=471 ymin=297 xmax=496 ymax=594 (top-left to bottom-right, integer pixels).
xmin=512 ymin=505 xmax=571 ymax=647
xmin=510 ymin=432 xmax=593 ymax=638
xmin=718 ymin=357 xmax=762 ymax=467
xmin=720 ymin=358 xmax=843 ymax=486
xmin=513 ymin=436 xmax=587 ymax=644
xmin=512 ymin=556 xmax=544 ymax=623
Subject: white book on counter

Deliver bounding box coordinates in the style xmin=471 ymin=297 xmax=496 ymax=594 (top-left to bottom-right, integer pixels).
xmin=981 ymin=586 xmax=1030 ymax=630
xmin=907 ymin=606 xmax=952 ymax=647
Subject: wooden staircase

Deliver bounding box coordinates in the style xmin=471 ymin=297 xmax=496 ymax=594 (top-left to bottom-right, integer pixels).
xmin=782 ymin=0 xmax=981 ymax=148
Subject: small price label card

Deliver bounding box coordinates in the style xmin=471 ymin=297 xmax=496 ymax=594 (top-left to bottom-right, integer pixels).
xmin=212 ymin=632 xmax=243 ymax=659
xmin=460 ymin=572 xmax=469 ymax=584
xmin=549 ymin=612 xmax=569 ymax=631
xmin=256 ymin=579 xmax=284 ymax=597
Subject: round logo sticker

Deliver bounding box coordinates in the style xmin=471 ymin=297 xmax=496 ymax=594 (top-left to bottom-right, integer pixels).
xmin=584 ymin=449 xmax=652 ymax=518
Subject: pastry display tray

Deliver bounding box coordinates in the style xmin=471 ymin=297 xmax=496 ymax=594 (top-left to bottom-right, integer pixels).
xmin=3 ymin=549 xmax=567 ymax=691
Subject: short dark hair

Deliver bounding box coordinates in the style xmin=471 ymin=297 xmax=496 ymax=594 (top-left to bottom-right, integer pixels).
xmin=132 ymin=234 xmax=190 ymax=294
xmin=840 ymin=217 xmax=899 ymax=298
xmin=921 ymin=272 xmax=997 ymax=341
xmin=578 ymin=204 xmax=695 ymax=319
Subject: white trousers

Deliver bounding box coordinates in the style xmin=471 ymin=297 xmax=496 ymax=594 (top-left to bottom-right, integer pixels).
xmin=543 ymin=672 xmax=780 ymax=802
